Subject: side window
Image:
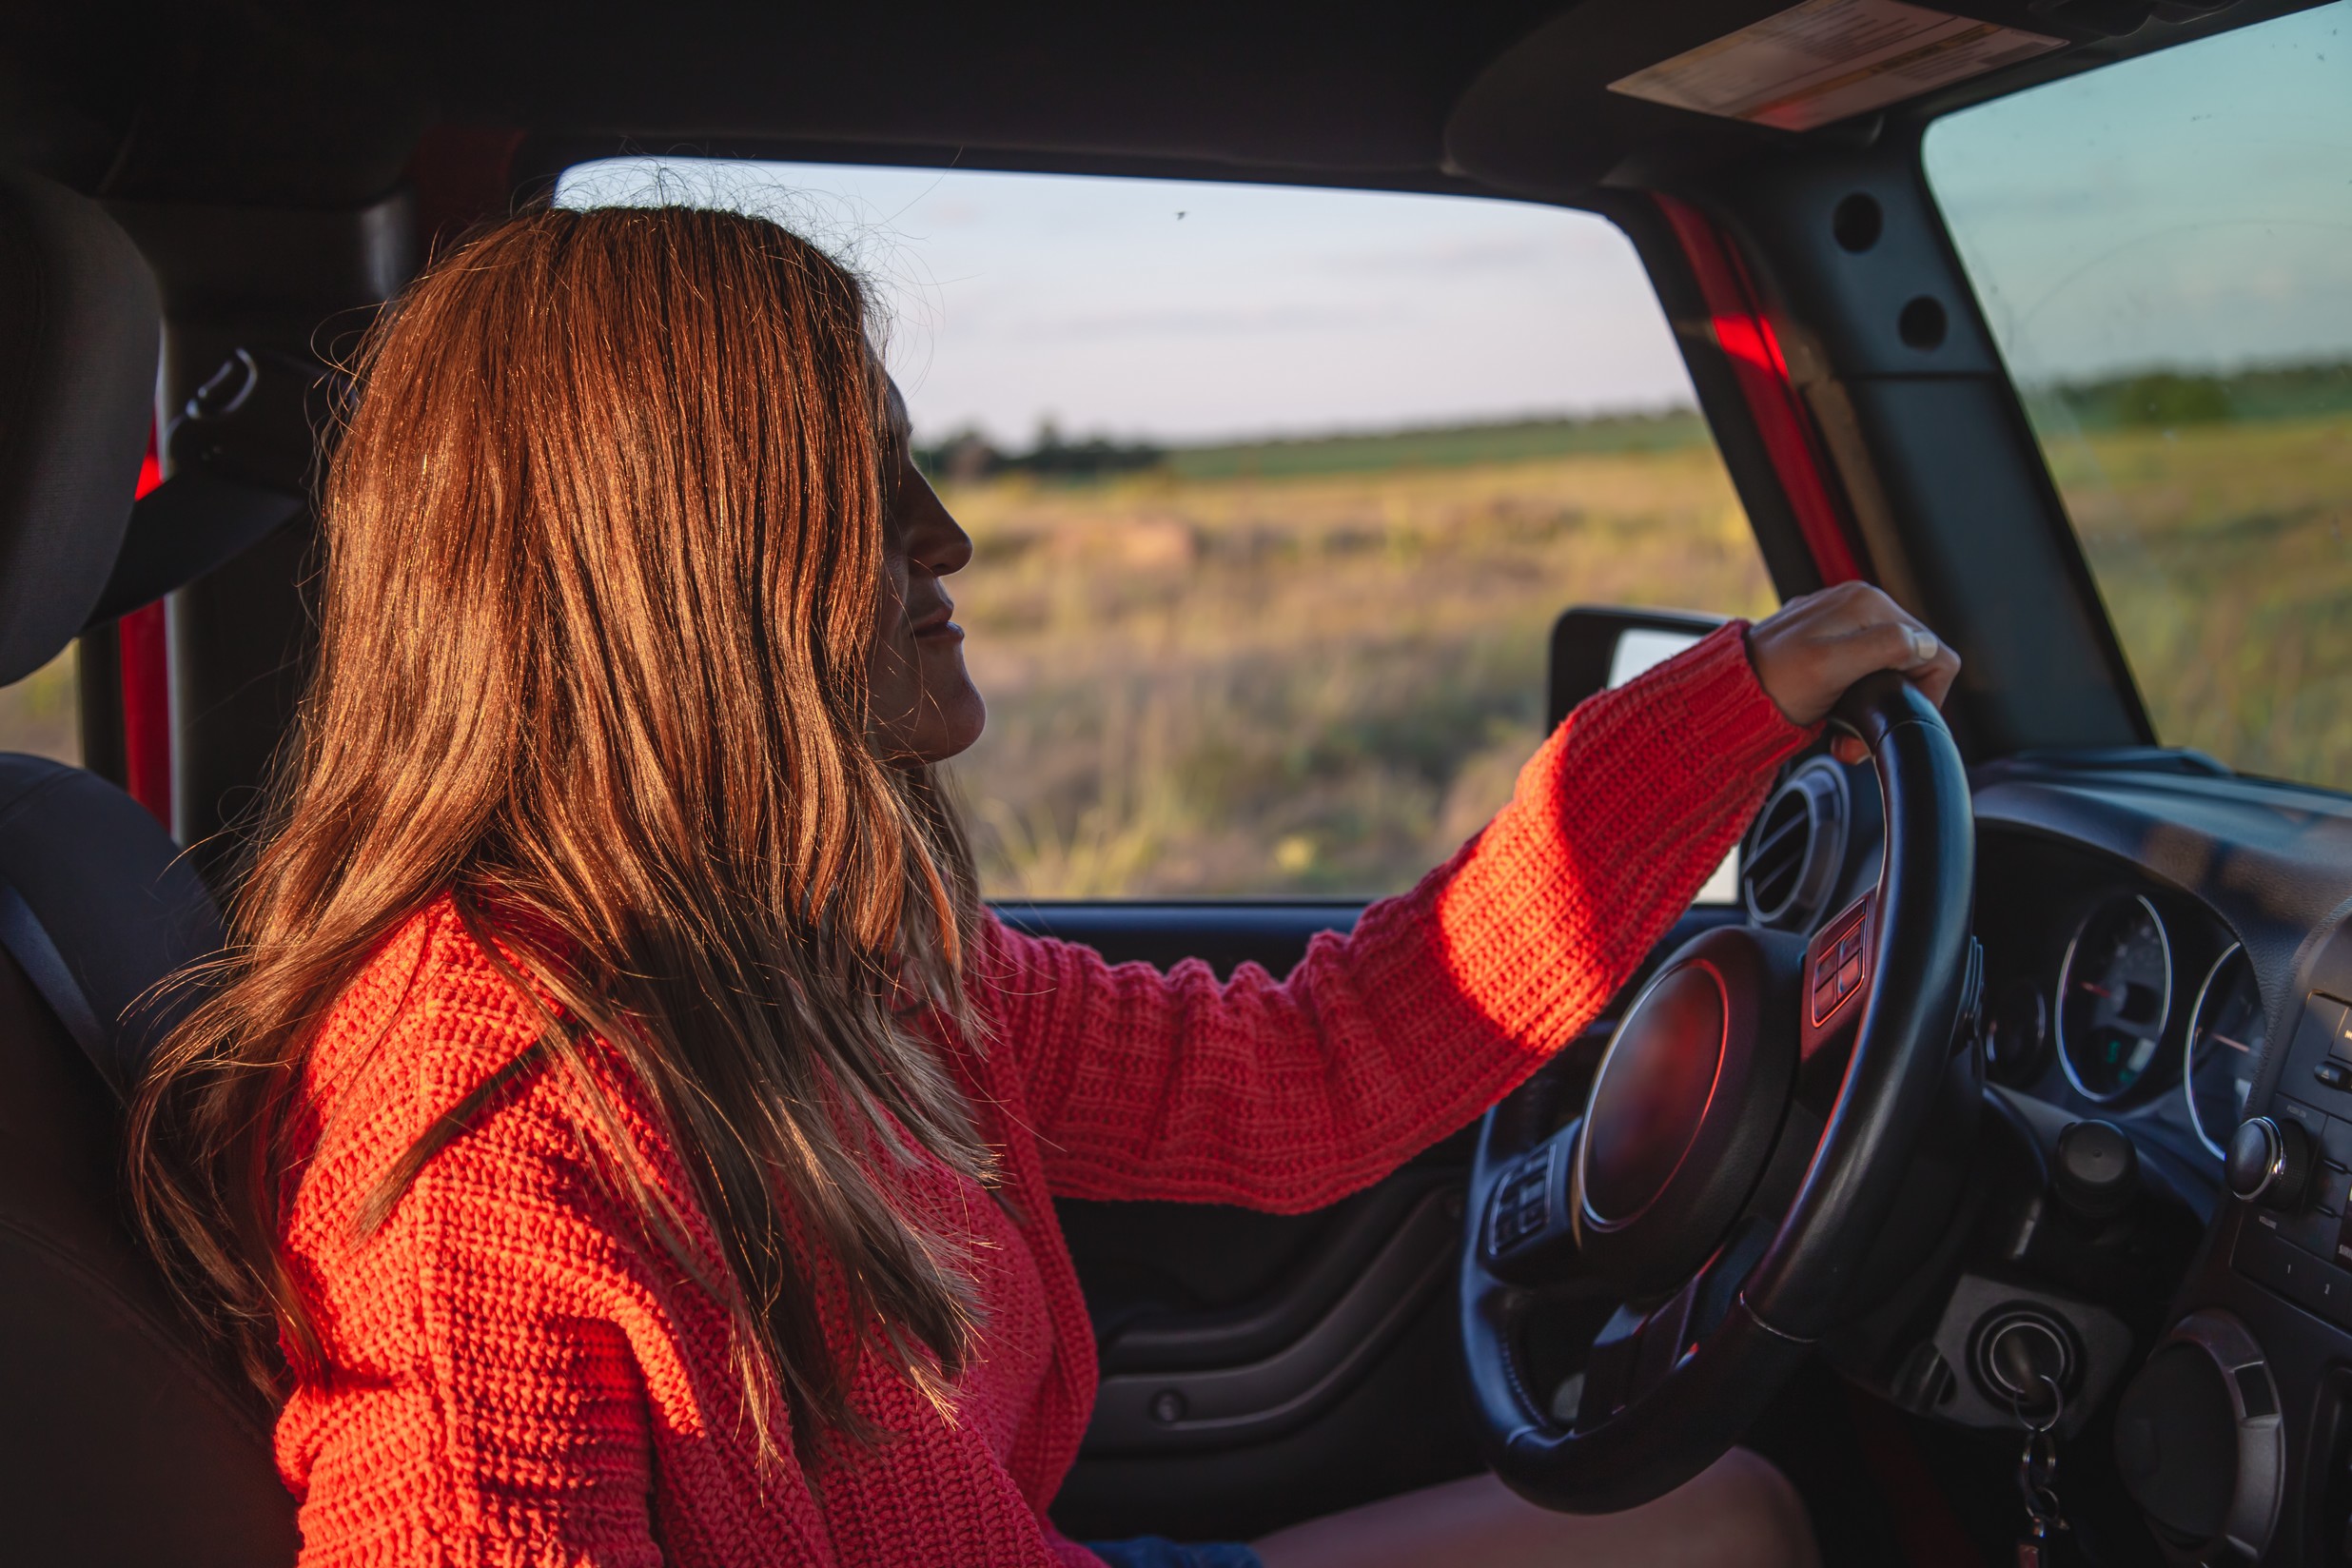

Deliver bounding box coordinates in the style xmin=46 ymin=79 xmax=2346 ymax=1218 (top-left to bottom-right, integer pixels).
xmin=0 ymin=648 xmax=80 ymax=766
xmin=559 ymin=161 xmax=1774 ymax=899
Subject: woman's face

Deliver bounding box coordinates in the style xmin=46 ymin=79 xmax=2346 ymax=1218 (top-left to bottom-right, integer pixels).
xmin=869 ymin=387 xmax=986 ymax=765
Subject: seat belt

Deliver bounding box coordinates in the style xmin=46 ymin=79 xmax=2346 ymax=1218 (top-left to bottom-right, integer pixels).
xmin=0 ymin=876 xmax=121 ymax=1103
xmin=82 ymin=468 xmax=304 ymax=629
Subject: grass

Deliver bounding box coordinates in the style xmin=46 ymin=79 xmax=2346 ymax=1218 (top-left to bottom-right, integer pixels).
xmin=941 ymin=444 xmax=1772 ymax=898
xmin=2049 ymin=412 xmax=2352 ymax=787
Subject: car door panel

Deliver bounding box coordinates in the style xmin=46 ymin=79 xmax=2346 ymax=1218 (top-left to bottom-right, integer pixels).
xmin=1004 ymin=900 xmax=1742 ymax=1540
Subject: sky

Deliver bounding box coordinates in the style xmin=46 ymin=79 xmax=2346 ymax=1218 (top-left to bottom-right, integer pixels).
xmin=555 ymin=1 xmax=2349 ymax=439
xmin=555 ymin=159 xmax=1695 ymax=447
xmin=1924 ymin=0 xmax=2352 ymax=385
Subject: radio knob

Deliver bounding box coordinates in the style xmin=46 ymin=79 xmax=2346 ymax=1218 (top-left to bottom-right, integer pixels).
xmin=2227 ymin=1116 xmax=2312 ymax=1209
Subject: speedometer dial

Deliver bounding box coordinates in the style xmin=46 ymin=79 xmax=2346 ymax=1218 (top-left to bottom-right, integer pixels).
xmin=2056 ymin=893 xmax=2173 ymax=1103
xmin=2185 ymin=944 xmax=2264 ymax=1159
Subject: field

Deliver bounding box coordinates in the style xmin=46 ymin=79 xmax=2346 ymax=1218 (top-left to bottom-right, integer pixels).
xmin=940 ymin=441 xmax=1771 ymax=898
xmin=944 ymin=404 xmax=2352 ymax=900
xmin=4 ymin=402 xmax=2344 ymax=902
xmin=2053 ymin=413 xmax=2352 ymax=786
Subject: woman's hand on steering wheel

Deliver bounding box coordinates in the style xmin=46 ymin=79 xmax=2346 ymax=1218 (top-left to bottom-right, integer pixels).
xmin=1746 ymin=583 xmax=1962 ymax=764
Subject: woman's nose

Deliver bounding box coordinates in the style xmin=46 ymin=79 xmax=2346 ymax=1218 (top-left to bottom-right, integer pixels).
xmin=902 ymin=480 xmax=973 ymax=578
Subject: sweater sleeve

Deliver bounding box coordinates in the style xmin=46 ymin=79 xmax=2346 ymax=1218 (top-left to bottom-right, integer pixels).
xmin=980 ymin=621 xmax=1813 ymax=1212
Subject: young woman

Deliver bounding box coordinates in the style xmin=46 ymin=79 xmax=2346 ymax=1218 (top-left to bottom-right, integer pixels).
xmin=131 ymin=204 xmax=1956 ymax=1568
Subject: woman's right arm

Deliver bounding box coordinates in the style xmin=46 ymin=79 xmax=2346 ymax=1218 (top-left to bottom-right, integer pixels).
xmin=977 ymin=622 xmax=1811 ymax=1213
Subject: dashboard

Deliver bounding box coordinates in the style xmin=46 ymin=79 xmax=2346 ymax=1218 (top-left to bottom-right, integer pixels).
xmin=1745 ymin=748 xmax=2352 ymax=1564
xmin=1968 ymin=756 xmax=2352 ymax=1565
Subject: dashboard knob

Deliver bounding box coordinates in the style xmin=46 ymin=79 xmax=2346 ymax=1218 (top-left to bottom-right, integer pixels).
xmin=2054 ymin=1120 xmax=2140 ymax=1221
xmin=2227 ymin=1117 xmax=2312 ymax=1209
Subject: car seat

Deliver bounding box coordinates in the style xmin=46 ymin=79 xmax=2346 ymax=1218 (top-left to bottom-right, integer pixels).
xmin=0 ymin=166 xmax=299 ymax=1564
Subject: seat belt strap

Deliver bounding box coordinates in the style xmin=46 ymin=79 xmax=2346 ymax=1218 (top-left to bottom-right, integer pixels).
xmin=0 ymin=877 xmax=120 ymax=1102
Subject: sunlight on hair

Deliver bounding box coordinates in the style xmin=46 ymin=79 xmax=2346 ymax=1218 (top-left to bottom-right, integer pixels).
xmin=127 ymin=201 xmax=995 ymax=1460
xmin=557 ymin=156 xmax=939 ymax=381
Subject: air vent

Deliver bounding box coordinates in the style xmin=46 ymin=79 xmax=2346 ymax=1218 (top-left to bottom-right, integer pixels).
xmin=1741 ymin=759 xmax=1849 ymax=931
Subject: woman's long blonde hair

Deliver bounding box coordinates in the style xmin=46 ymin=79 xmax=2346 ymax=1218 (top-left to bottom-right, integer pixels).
xmin=128 ymin=203 xmax=992 ymax=1460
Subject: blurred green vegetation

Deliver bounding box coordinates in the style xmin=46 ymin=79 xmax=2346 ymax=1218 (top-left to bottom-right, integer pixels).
xmin=2047 ymin=408 xmax=2352 ymax=789
xmin=1165 ymin=410 xmax=1714 ymax=481
xmin=917 ymin=408 xmax=1715 ymax=486
xmin=2027 ymin=360 xmax=2352 ymax=431
xmin=941 ymin=442 xmax=1770 ymax=898
xmin=0 ymin=645 xmax=80 ymax=766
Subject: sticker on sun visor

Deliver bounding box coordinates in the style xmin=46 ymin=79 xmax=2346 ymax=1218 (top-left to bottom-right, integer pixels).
xmin=1609 ymin=0 xmax=2063 ymax=132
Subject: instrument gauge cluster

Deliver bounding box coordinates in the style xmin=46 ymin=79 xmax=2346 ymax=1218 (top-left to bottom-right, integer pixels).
xmin=1960 ymin=832 xmax=2259 ymax=1152
xmin=2184 ymin=945 xmax=2265 ymax=1159
xmin=2055 ymin=893 xmax=2175 ymax=1104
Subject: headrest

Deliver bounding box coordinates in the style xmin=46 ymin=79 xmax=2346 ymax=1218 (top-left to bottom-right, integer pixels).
xmin=0 ymin=168 xmax=161 ymax=685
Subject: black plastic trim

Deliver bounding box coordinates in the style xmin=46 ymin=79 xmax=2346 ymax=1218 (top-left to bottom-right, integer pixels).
xmin=1083 ymin=1183 xmax=1461 ymax=1455
xmin=1096 ymin=1174 xmax=1453 ymax=1377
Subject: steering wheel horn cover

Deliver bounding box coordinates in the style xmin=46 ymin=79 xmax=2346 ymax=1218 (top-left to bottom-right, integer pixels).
xmin=1572 ymin=936 xmax=1801 ymax=1298
xmin=1460 ymin=672 xmax=1976 ymax=1513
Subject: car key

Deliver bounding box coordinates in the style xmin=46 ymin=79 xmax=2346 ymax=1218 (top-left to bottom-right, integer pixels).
xmin=2011 ymin=1375 xmax=2069 ymax=1567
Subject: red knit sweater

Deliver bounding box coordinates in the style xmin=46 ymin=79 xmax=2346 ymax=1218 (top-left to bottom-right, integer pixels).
xmin=274 ymin=622 xmax=1809 ymax=1567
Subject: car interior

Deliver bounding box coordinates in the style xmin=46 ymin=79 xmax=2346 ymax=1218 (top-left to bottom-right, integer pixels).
xmin=1 ymin=0 xmax=2347 ymax=1561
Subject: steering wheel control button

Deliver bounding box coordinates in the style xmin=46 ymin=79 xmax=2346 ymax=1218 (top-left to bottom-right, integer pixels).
xmin=1806 ymin=899 xmax=1871 ymax=1029
xmin=1487 ymin=1151 xmax=1558 ymax=1256
xmin=2053 ymin=1120 xmax=2140 ymax=1222
xmin=2228 ymin=1116 xmax=2313 ymax=1209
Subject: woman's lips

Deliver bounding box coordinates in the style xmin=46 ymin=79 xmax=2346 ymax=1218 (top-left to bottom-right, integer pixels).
xmin=911 ymin=606 xmax=962 ymax=641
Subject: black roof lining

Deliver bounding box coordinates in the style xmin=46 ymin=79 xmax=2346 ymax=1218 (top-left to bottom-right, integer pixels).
xmin=2 ymin=0 xmax=2330 ymax=209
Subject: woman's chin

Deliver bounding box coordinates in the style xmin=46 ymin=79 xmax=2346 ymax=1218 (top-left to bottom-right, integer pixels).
xmin=929 ymin=693 xmax=987 ymax=764
xmin=887 ymin=686 xmax=984 ymax=767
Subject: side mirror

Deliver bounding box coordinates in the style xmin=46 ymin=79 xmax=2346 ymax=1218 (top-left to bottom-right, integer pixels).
xmin=1546 ymin=605 xmax=1730 ymax=728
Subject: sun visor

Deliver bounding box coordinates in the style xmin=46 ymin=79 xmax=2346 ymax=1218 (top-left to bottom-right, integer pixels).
xmin=1609 ymin=0 xmax=2064 ymax=132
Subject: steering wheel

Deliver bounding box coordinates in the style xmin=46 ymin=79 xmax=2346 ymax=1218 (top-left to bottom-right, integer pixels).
xmin=1459 ymin=671 xmax=1974 ymax=1513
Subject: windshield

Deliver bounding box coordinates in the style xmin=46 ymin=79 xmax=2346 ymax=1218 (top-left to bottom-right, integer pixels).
xmin=1924 ymin=3 xmax=2352 ymax=787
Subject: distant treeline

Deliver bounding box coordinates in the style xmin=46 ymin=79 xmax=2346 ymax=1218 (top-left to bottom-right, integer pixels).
xmin=1166 ymin=410 xmax=1712 ymax=480
xmin=915 ymin=408 xmax=1712 ymax=486
xmin=913 ymin=360 xmax=2352 ymax=486
xmin=917 ymin=423 xmax=1165 ymax=484
xmin=2024 ymin=359 xmax=2352 ymax=431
